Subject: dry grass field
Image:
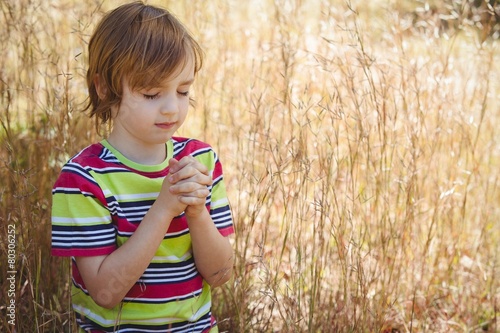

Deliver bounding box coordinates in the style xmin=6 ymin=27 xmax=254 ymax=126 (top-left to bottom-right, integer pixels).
xmin=1 ymin=0 xmax=499 ymax=332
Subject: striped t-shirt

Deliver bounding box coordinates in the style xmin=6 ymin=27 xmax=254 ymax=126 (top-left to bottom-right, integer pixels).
xmin=51 ymin=137 xmax=234 ymax=333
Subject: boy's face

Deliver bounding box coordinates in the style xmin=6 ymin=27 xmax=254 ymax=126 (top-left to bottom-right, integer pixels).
xmin=108 ymin=57 xmax=195 ymax=160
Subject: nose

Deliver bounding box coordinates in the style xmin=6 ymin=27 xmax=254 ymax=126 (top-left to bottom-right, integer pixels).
xmin=160 ymin=93 xmax=178 ymax=114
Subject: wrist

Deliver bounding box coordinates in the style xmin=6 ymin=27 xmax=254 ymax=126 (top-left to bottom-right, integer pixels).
xmin=150 ymin=198 xmax=179 ymax=223
xmin=185 ymin=205 xmax=208 ymax=220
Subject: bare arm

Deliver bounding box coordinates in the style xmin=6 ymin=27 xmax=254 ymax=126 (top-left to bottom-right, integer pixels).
xmin=186 ymin=209 xmax=234 ymax=287
xmin=75 ymin=159 xmax=209 ymax=309
xmin=75 ymin=203 xmax=176 ymax=309
xmin=168 ymin=156 xmax=234 ymax=287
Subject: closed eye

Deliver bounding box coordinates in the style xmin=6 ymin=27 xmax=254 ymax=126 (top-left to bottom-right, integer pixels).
xmin=178 ymin=91 xmax=189 ymax=97
xmin=143 ymin=93 xmax=160 ymax=100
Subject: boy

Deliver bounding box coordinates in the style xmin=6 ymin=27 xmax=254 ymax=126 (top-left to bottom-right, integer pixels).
xmin=51 ymin=2 xmax=234 ymax=332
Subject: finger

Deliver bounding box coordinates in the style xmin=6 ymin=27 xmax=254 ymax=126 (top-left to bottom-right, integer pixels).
xmin=182 ymin=170 xmax=212 ymax=186
xmin=169 ymin=166 xmax=212 ymax=185
xmin=171 ymin=156 xmax=209 ymax=175
xmin=168 ymin=156 xmax=192 ymax=174
xmin=167 ymin=158 xmax=180 ymax=176
xmin=170 ymin=182 xmax=209 ymax=196
xmin=177 ymin=195 xmax=208 ymax=206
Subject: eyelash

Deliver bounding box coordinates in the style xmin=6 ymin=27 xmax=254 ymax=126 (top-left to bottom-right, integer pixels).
xmin=143 ymin=93 xmax=159 ymax=100
xmin=142 ymin=91 xmax=189 ymax=100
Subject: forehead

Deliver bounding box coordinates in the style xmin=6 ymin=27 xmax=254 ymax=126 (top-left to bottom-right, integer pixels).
xmin=128 ymin=54 xmax=195 ymax=89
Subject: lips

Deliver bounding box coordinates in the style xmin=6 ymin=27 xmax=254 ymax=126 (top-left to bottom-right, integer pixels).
xmin=155 ymin=122 xmax=176 ymax=129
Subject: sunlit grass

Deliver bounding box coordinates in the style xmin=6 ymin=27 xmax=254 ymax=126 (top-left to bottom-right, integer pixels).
xmin=1 ymin=0 xmax=499 ymax=332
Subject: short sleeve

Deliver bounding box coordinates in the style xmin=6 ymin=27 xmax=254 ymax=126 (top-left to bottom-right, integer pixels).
xmin=51 ymin=162 xmax=117 ymax=257
xmin=207 ymin=150 xmax=234 ymax=237
xmin=169 ymin=137 xmax=235 ymax=237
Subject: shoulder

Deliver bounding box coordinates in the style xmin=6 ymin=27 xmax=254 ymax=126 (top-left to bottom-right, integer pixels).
xmin=53 ymin=143 xmax=109 ymax=196
xmin=171 ymin=137 xmax=222 ymax=171
xmin=66 ymin=142 xmax=107 ymax=168
xmin=171 ymin=137 xmax=216 ymax=157
xmin=56 ymin=143 xmax=110 ymax=184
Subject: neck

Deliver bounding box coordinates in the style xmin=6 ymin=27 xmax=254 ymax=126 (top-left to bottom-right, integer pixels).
xmin=106 ymin=134 xmax=167 ymax=165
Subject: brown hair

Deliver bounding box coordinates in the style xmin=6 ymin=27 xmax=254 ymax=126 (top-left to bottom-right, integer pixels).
xmin=85 ymin=1 xmax=203 ymax=128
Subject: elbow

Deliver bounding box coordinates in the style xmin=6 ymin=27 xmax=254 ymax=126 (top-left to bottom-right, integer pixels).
xmin=90 ymin=290 xmax=123 ymax=309
xmin=95 ymin=300 xmax=120 ymax=310
xmin=206 ymin=266 xmax=233 ymax=288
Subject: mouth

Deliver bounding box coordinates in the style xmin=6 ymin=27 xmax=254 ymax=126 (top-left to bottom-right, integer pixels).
xmin=155 ymin=122 xmax=176 ymax=130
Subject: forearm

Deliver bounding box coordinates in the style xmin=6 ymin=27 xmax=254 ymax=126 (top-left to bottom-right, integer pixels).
xmin=76 ymin=202 xmax=175 ymax=308
xmin=187 ymin=209 xmax=234 ymax=287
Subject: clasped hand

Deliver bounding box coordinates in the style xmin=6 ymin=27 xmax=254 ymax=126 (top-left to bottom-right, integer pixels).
xmin=159 ymin=156 xmax=212 ymax=218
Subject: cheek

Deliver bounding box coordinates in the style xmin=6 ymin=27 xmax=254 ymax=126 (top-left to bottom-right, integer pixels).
xmin=180 ymin=98 xmax=191 ymax=111
xmin=122 ymin=97 xmax=142 ymax=110
xmin=179 ymin=102 xmax=190 ymax=119
xmin=116 ymin=98 xmax=143 ymax=120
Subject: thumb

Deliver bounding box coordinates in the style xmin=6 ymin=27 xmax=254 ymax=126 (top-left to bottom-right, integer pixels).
xmin=168 ymin=158 xmax=179 ymax=173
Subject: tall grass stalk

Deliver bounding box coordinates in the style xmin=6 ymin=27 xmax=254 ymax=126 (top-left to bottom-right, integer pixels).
xmin=1 ymin=0 xmax=499 ymax=332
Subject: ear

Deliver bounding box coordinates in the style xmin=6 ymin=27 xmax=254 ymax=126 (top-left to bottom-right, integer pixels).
xmin=94 ymin=74 xmax=108 ymax=100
